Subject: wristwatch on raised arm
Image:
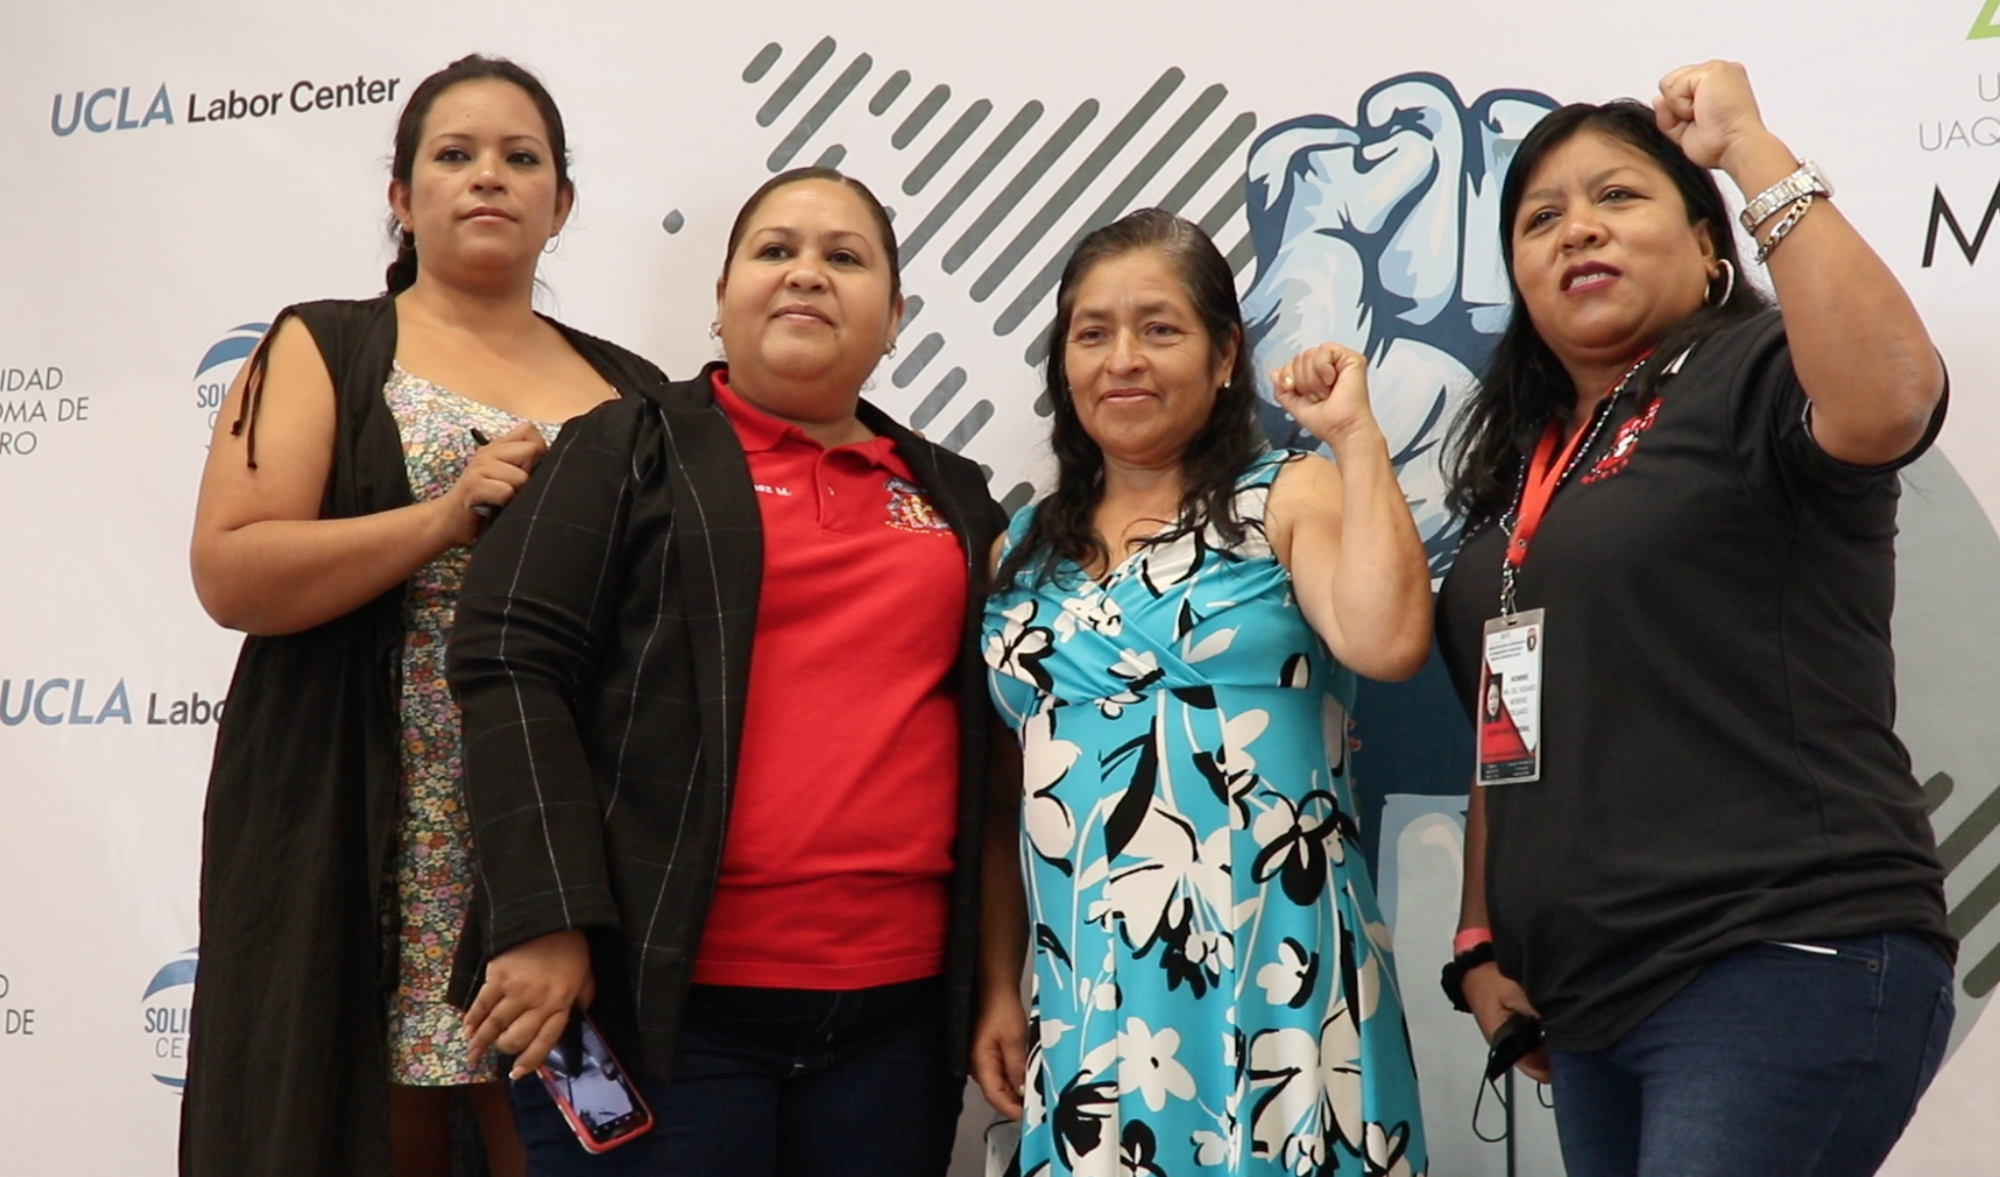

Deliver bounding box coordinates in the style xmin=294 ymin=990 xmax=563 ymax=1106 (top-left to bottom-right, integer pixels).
xmin=1739 ymin=160 xmax=1833 ymax=234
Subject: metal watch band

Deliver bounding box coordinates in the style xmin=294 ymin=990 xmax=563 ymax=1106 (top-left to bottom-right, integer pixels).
xmin=1739 ymin=160 xmax=1831 ymax=234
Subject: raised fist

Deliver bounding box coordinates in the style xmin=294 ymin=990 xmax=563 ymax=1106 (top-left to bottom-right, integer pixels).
xmin=1241 ymin=74 xmax=1557 ymax=573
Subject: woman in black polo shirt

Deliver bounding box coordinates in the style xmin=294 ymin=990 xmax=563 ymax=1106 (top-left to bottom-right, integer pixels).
xmin=1435 ymin=61 xmax=1953 ymax=1175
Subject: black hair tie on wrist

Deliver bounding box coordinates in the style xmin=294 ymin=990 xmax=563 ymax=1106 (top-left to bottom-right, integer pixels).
xmin=1439 ymin=941 xmax=1497 ymax=1013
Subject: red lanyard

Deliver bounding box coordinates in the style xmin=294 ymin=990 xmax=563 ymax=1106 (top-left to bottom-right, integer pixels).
xmin=1497 ymin=354 xmax=1650 ymax=614
xmin=1505 ymin=419 xmax=1594 ymax=572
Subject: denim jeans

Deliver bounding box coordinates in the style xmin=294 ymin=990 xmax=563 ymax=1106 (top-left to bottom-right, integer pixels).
xmin=1547 ymin=930 xmax=1954 ymax=1177
xmin=509 ymin=976 xmax=961 ymax=1177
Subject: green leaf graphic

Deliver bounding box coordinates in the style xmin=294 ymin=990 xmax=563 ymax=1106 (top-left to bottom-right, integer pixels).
xmin=1972 ymin=0 xmax=2000 ymax=40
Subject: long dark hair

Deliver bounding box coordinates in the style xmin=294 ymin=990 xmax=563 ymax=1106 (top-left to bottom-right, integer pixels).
xmin=1442 ymin=100 xmax=1769 ymax=524
xmin=384 ymin=55 xmax=573 ymax=294
xmin=720 ymin=167 xmax=902 ymax=304
xmin=995 ymin=209 xmax=1263 ymax=590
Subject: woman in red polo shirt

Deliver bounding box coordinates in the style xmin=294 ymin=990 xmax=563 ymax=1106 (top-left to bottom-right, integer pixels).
xmin=447 ymin=168 xmax=1008 ymax=1177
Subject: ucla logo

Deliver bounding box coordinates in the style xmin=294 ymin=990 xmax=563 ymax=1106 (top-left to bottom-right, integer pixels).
xmin=0 ymin=678 xmax=133 ymax=725
xmin=52 ymin=74 xmax=400 ymax=138
xmin=141 ymin=950 xmax=198 ymax=1091
xmin=194 ymin=323 xmax=269 ymax=441
xmin=0 ymin=678 xmax=225 ymax=726
xmin=50 ymin=85 xmax=174 ymax=136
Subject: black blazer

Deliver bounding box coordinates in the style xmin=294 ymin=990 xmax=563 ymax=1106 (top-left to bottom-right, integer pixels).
xmin=449 ymin=362 xmax=1007 ymax=1078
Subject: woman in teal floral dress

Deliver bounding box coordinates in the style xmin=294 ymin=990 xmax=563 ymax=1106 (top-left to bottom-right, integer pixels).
xmin=974 ymin=210 xmax=1433 ymax=1176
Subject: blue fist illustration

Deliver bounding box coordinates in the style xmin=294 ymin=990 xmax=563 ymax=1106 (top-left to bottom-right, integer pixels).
xmin=1242 ymin=74 xmax=1557 ymax=573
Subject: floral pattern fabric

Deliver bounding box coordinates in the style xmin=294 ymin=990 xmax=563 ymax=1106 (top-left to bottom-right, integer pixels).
xmin=984 ymin=451 xmax=1427 ymax=1176
xmin=382 ymin=364 xmax=559 ymax=1085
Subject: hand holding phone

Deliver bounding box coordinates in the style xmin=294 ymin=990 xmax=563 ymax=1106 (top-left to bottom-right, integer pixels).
xmin=537 ymin=1011 xmax=654 ymax=1153
xmin=1485 ymin=1012 xmax=1544 ymax=1082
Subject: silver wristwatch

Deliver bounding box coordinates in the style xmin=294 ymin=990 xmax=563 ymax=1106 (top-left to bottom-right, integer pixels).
xmin=1739 ymin=161 xmax=1832 ymax=234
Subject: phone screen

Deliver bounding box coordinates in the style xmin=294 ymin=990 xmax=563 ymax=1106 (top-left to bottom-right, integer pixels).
xmin=541 ymin=1016 xmax=649 ymax=1144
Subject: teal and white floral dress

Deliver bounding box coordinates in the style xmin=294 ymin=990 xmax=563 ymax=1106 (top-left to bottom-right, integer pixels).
xmin=984 ymin=452 xmax=1427 ymax=1177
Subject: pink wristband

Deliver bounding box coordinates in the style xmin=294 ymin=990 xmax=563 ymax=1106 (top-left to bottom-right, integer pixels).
xmin=1453 ymin=928 xmax=1494 ymax=956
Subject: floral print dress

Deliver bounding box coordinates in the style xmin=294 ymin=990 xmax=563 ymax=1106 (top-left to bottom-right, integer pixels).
xmin=383 ymin=364 xmax=559 ymax=1084
xmin=984 ymin=452 xmax=1427 ymax=1176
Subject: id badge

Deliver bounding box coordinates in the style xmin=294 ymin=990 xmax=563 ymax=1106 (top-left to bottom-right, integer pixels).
xmin=1477 ymin=609 xmax=1544 ymax=784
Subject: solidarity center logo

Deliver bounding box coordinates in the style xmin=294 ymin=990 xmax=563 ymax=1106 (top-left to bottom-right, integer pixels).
xmin=193 ymin=322 xmax=268 ymax=443
xmin=141 ymin=949 xmax=198 ymax=1091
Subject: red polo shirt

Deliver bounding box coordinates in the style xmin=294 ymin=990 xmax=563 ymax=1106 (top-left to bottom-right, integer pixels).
xmin=692 ymin=373 xmax=968 ymax=989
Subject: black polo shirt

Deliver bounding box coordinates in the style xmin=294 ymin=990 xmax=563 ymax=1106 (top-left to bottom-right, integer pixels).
xmin=1436 ymin=310 xmax=1953 ymax=1052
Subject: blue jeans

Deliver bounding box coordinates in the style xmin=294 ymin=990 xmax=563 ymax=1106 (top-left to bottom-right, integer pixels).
xmin=509 ymin=976 xmax=960 ymax=1177
xmin=1547 ymin=930 xmax=1954 ymax=1177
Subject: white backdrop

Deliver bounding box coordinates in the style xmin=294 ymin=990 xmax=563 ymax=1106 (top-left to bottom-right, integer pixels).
xmin=3 ymin=2 xmax=1999 ymax=1174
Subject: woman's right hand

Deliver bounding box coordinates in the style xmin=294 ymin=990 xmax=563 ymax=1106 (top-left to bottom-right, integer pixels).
xmin=191 ymin=324 xmax=557 ymax=633
xmin=1270 ymin=342 xmax=1382 ymax=451
xmin=464 ymin=928 xmax=595 ymax=1079
xmin=437 ymin=420 xmax=547 ymax=547
xmin=970 ymin=987 xmax=1029 ymax=1120
xmin=1464 ymin=961 xmax=1550 ymax=1083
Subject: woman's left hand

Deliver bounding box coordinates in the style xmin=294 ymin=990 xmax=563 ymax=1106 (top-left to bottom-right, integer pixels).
xmin=1654 ymin=60 xmax=1774 ymax=172
xmin=970 ymin=987 xmax=1029 ymax=1120
xmin=1271 ymin=342 xmax=1379 ymax=449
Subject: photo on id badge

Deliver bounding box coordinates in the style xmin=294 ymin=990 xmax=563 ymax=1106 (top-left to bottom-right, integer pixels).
xmin=1479 ymin=609 xmax=1543 ymax=784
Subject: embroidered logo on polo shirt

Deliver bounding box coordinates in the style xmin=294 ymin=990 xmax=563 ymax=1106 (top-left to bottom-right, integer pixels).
xmin=884 ymin=476 xmax=950 ymax=533
xmin=1582 ymin=400 xmax=1662 ymax=484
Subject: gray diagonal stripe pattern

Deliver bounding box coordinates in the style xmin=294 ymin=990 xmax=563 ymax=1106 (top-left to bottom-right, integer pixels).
xmin=1223 ymin=231 xmax=1255 ymax=275
xmin=893 ymin=84 xmax=952 ymax=149
xmin=743 ymin=43 xmax=782 ymax=84
xmin=1000 ymin=482 xmax=1036 ymax=515
xmin=939 ymin=399 xmax=994 ymax=452
xmin=903 ymin=99 xmax=994 ymax=195
xmin=736 ymin=42 xmax=1264 ymax=472
xmin=1196 ymin=178 xmax=1247 ymax=239
xmin=869 ymin=69 xmax=911 ymax=115
xmin=1924 ymin=771 xmax=1954 ymax=814
xmin=992 ymin=81 xmax=1229 ymax=335
xmin=903 ymin=102 xmax=1045 ymax=262
xmin=970 ymin=69 xmax=1186 ymax=303
xmin=768 ymin=53 xmax=873 ymax=171
xmin=756 ymin=36 xmax=836 ymax=128
xmin=941 ymin=99 xmax=1098 ymax=275
xmin=911 ymin=367 xmax=967 ymax=430
xmin=1156 ymin=111 xmax=1258 ymax=215
xmin=893 ymin=333 xmax=946 ymax=388
xmin=1940 ymin=777 xmax=2000 ymax=870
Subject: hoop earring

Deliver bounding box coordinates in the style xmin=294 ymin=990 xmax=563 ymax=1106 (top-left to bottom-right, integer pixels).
xmin=885 ymin=340 xmax=898 ymax=359
xmin=1707 ymin=258 xmax=1735 ymax=308
xmin=707 ymin=322 xmax=720 ymax=340
xmin=543 ymin=232 xmax=563 ymax=256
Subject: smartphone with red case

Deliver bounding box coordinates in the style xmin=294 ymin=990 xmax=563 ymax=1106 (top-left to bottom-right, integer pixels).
xmin=535 ymin=1010 xmax=654 ymax=1152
